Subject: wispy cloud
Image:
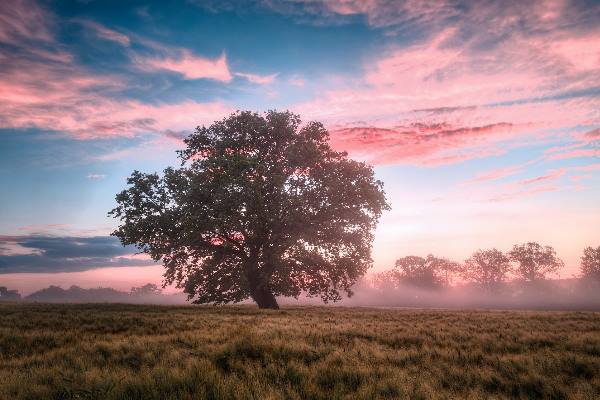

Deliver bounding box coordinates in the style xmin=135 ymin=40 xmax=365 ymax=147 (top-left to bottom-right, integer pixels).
xmin=0 ymin=3 xmax=232 ymax=139
xmin=137 ymin=50 xmax=232 ymax=81
xmin=463 ymin=165 xmax=525 ymax=185
xmin=292 ymin=1 xmax=600 ymax=165
xmin=485 ymin=184 xmax=560 ymax=203
xmin=519 ymin=168 xmax=566 ymax=185
xmin=76 ymin=19 xmax=131 ymax=46
xmin=235 ymin=71 xmax=278 ymax=84
xmin=548 ymin=149 xmax=600 ymax=160
xmin=86 ymin=173 xmax=106 ymax=180
xmin=0 ymin=0 xmax=53 ymax=44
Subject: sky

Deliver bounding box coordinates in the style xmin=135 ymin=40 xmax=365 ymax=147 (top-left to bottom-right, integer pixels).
xmin=1 ymin=0 xmax=599 ymax=295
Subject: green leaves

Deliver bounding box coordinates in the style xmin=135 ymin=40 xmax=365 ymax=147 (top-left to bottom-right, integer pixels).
xmin=110 ymin=111 xmax=389 ymax=307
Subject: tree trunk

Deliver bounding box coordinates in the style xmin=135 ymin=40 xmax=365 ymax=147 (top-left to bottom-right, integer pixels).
xmin=246 ymin=268 xmax=279 ymax=309
xmin=251 ymin=285 xmax=279 ymax=309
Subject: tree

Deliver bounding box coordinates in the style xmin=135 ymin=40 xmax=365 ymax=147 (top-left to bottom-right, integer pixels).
xmin=392 ymin=255 xmax=458 ymax=289
xmin=0 ymin=286 xmax=21 ymax=301
xmin=110 ymin=111 xmax=389 ymax=309
xmin=509 ymin=242 xmax=564 ymax=282
xmin=462 ymin=249 xmax=511 ymax=290
xmin=130 ymin=283 xmax=163 ymax=297
xmin=370 ymin=270 xmax=398 ymax=291
xmin=581 ymin=246 xmax=600 ymax=281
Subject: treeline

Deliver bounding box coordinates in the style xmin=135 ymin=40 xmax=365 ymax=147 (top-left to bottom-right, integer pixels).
xmin=372 ymin=242 xmax=600 ymax=291
xmin=0 ymin=283 xmax=187 ymax=304
xmin=2 ymin=243 xmax=599 ymax=310
xmin=333 ymin=243 xmax=600 ymax=310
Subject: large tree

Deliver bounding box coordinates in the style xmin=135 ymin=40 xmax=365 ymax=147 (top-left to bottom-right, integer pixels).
xmin=509 ymin=242 xmax=564 ymax=282
xmin=580 ymin=246 xmax=600 ymax=282
xmin=110 ymin=111 xmax=389 ymax=309
xmin=462 ymin=249 xmax=511 ymax=291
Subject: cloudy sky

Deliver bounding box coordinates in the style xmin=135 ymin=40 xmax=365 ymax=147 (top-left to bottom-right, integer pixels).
xmin=1 ymin=0 xmax=599 ymax=294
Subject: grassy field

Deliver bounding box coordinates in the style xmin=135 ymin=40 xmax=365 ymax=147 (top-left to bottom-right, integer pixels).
xmin=0 ymin=303 xmax=599 ymax=399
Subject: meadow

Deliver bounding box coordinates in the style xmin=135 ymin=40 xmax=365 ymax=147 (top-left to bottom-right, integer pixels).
xmin=1 ymin=303 xmax=599 ymax=399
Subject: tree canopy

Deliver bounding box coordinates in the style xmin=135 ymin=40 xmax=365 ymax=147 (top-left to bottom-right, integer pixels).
xmin=462 ymin=249 xmax=511 ymax=291
xmin=110 ymin=111 xmax=389 ymax=309
xmin=509 ymin=242 xmax=564 ymax=282
xmin=581 ymin=246 xmax=600 ymax=282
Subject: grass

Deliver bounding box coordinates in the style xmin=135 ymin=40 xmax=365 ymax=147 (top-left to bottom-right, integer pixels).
xmin=0 ymin=303 xmax=599 ymax=399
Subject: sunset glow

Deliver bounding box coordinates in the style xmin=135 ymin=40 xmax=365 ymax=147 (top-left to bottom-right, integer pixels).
xmin=1 ymin=0 xmax=599 ymax=294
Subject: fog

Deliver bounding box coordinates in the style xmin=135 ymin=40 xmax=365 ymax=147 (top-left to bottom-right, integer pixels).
xmin=3 ymin=277 xmax=600 ymax=311
xmin=332 ymin=278 xmax=600 ymax=311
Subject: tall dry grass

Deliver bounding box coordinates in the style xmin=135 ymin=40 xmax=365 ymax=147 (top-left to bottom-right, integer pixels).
xmin=0 ymin=303 xmax=599 ymax=399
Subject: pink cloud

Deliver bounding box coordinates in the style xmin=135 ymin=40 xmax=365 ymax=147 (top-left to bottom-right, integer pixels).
xmin=544 ymin=142 xmax=586 ymax=154
xmin=463 ymin=165 xmax=525 ymax=185
xmin=235 ymin=72 xmax=278 ymax=84
xmin=570 ymin=174 xmax=593 ymax=182
xmin=0 ymin=53 xmax=231 ymax=138
xmin=519 ymin=168 xmax=566 ymax=185
xmin=585 ymin=128 xmax=600 ymax=139
xmin=137 ymin=50 xmax=232 ymax=81
xmin=292 ymin=4 xmax=600 ymax=166
xmin=548 ymin=149 xmax=600 ymax=160
xmin=0 ymin=4 xmax=232 ymax=140
xmin=0 ymin=0 xmax=53 ymax=44
xmin=485 ymin=184 xmax=560 ymax=203
xmin=327 ymin=122 xmax=532 ymax=166
xmin=574 ymin=163 xmax=600 ymax=172
xmin=76 ymin=19 xmax=130 ymax=46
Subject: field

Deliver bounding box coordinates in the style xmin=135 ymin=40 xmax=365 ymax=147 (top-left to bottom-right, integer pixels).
xmin=1 ymin=303 xmax=599 ymax=399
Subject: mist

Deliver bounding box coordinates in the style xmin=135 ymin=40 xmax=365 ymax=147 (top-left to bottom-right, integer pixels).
xmin=4 ymin=276 xmax=600 ymax=311
xmin=333 ymin=278 xmax=600 ymax=311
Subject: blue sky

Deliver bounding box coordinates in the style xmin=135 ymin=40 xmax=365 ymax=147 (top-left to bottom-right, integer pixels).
xmin=0 ymin=0 xmax=599 ymax=293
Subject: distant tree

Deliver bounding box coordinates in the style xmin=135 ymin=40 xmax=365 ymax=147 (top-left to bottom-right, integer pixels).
xmin=110 ymin=111 xmax=389 ymax=309
xmin=130 ymin=283 xmax=163 ymax=297
xmin=580 ymin=246 xmax=600 ymax=282
xmin=0 ymin=286 xmax=21 ymax=301
xmin=509 ymin=242 xmax=564 ymax=282
xmin=462 ymin=249 xmax=511 ymax=290
xmin=428 ymin=255 xmax=461 ymax=287
xmin=393 ymin=255 xmax=459 ymax=289
xmin=370 ymin=270 xmax=398 ymax=290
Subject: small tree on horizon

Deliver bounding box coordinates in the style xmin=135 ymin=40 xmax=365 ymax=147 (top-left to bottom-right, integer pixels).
xmin=509 ymin=242 xmax=564 ymax=282
xmin=110 ymin=111 xmax=389 ymax=309
xmin=580 ymin=246 xmax=600 ymax=282
xmin=462 ymin=249 xmax=511 ymax=291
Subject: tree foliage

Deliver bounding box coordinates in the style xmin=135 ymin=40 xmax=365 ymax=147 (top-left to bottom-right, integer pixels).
xmin=130 ymin=283 xmax=163 ymax=297
xmin=462 ymin=249 xmax=511 ymax=291
xmin=392 ymin=255 xmax=459 ymax=289
xmin=581 ymin=246 xmax=600 ymax=281
xmin=509 ymin=242 xmax=564 ymax=282
xmin=110 ymin=111 xmax=389 ymax=309
xmin=0 ymin=286 xmax=21 ymax=301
